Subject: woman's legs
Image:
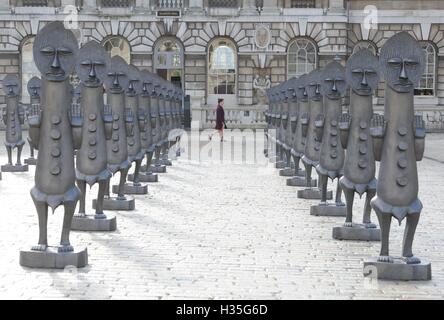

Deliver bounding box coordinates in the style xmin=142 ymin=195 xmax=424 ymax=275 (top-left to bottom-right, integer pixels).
xmin=218 ymin=128 xmax=224 ymax=142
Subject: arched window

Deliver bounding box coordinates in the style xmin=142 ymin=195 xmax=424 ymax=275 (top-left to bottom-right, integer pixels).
xmin=154 ymin=37 xmax=183 ymax=69
xmin=20 ymin=37 xmax=40 ymax=104
xmin=415 ymin=42 xmax=436 ymax=96
xmin=353 ymin=40 xmax=377 ymax=55
xmin=287 ymin=38 xmax=317 ymax=79
xmin=102 ymin=36 xmax=131 ymax=64
xmin=208 ymin=38 xmax=237 ymax=96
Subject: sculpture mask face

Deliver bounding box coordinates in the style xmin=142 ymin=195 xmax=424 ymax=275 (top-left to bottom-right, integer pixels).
xmin=379 ymin=31 xmax=425 ymax=93
xmin=287 ymin=77 xmax=298 ymax=101
xmin=306 ymin=70 xmax=322 ymax=101
xmin=320 ymin=61 xmax=347 ymax=100
xmin=297 ymin=74 xmax=309 ymax=102
xmin=2 ymin=74 xmax=20 ymax=97
xmin=141 ymin=70 xmax=153 ymax=95
xmin=126 ymin=64 xmax=142 ymax=96
xmin=76 ymin=41 xmax=110 ymax=87
xmin=33 ymin=21 xmax=78 ymax=82
xmin=27 ymin=76 xmax=42 ymax=98
xmin=104 ymin=56 xmax=129 ymax=93
xmin=346 ymin=48 xmax=379 ymax=96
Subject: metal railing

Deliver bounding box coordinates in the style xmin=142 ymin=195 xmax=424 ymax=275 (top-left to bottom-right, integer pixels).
xmin=207 ymin=0 xmax=240 ymax=8
xmin=290 ymin=0 xmax=315 ymax=8
xmin=157 ymin=0 xmax=186 ymax=9
xmin=98 ymin=0 xmax=134 ymax=8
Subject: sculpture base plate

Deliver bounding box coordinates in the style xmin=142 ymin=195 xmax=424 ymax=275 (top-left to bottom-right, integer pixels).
xmin=310 ymin=203 xmax=346 ymax=216
xmin=160 ymin=159 xmax=172 ymax=166
xmin=363 ymin=257 xmax=431 ymax=281
xmin=24 ymin=158 xmax=37 ymax=165
xmin=112 ymin=183 xmax=147 ymax=195
xmin=150 ymin=165 xmax=167 ymax=173
xmin=93 ymin=196 xmax=135 ymax=211
xmin=279 ymin=168 xmax=296 ymax=176
xmin=128 ymin=172 xmax=158 ymax=183
xmin=333 ymin=224 xmax=381 ymax=241
xmin=19 ymin=246 xmax=88 ymax=269
xmin=297 ymin=188 xmax=332 ymax=200
xmin=275 ymin=161 xmax=286 ymax=169
xmin=71 ymin=214 xmax=117 ymax=231
xmin=287 ymin=177 xmax=317 ymax=187
xmin=1 ymin=164 xmax=28 ymax=172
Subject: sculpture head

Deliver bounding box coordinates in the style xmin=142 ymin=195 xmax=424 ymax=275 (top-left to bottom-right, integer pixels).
xmin=2 ymin=74 xmax=20 ymax=97
xmin=379 ymin=32 xmax=425 ymax=93
xmin=320 ymin=60 xmax=347 ymax=100
xmin=75 ymin=41 xmax=110 ymax=87
xmin=140 ymin=70 xmax=154 ymax=95
xmin=346 ymin=48 xmax=380 ymax=96
xmin=296 ymin=74 xmax=309 ymax=102
xmin=104 ymin=56 xmax=129 ymax=93
xmin=307 ymin=69 xmax=322 ymax=101
xmin=126 ymin=64 xmax=142 ymax=96
xmin=27 ymin=76 xmax=42 ymax=98
xmin=33 ymin=21 xmax=78 ymax=82
xmin=287 ymin=77 xmax=298 ymax=101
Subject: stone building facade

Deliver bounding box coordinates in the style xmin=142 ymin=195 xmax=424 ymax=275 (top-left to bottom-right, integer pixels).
xmin=1 ymin=0 xmax=444 ymax=130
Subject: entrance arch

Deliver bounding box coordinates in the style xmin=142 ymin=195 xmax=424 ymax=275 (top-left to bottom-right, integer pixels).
xmin=153 ymin=37 xmax=184 ymax=89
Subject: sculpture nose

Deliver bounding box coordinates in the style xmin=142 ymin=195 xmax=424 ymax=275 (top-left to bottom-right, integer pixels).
xmin=399 ymin=61 xmax=408 ymax=80
xmin=51 ymin=50 xmax=61 ymax=69
xmin=315 ymin=84 xmax=320 ymax=94
xmin=128 ymin=81 xmax=134 ymax=91
xmin=361 ymin=72 xmax=368 ymax=86
xmin=113 ymin=73 xmax=120 ymax=87
xmin=89 ymin=64 xmax=97 ymax=79
xmin=331 ymin=80 xmax=337 ymax=92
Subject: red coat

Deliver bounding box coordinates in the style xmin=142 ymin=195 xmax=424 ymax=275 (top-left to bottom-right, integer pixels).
xmin=215 ymin=105 xmax=225 ymax=130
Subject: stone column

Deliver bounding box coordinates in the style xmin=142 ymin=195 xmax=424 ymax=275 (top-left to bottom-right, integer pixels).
xmin=328 ymin=0 xmax=345 ymax=13
xmin=241 ymin=0 xmax=258 ymax=15
xmin=0 ymin=0 xmax=10 ymax=14
xmin=188 ymin=0 xmax=204 ymax=15
xmin=261 ymin=0 xmax=280 ymax=15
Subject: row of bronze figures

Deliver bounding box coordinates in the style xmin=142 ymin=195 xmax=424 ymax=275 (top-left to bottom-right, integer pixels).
xmin=264 ymin=32 xmax=431 ymax=281
xmin=0 ymin=21 xmax=185 ymax=269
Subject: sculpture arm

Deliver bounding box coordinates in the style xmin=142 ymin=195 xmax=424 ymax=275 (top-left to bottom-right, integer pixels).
xmin=69 ymin=103 xmax=83 ymax=150
xmin=1 ymin=107 xmax=6 ymax=125
xmin=138 ymin=108 xmax=147 ymax=132
xmin=125 ymin=108 xmax=135 ymax=137
xmin=18 ymin=105 xmax=25 ymax=124
xmin=290 ymin=112 xmax=298 ymax=134
xmin=27 ymin=103 xmax=41 ymax=149
xmin=369 ymin=114 xmax=386 ymax=162
xmin=314 ymin=114 xmax=325 ymax=142
xmin=413 ymin=115 xmax=426 ymax=161
xmin=338 ymin=113 xmax=351 ymax=149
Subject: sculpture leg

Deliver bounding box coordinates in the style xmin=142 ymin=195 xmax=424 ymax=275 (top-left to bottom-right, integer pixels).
xmin=319 ymin=174 xmax=328 ymax=205
xmin=304 ymin=163 xmax=312 ymax=187
xmin=133 ymin=159 xmax=142 ymax=186
xmin=16 ymin=144 xmax=23 ymax=165
xmin=6 ymin=146 xmax=12 ymax=165
xmin=374 ymin=208 xmax=393 ymax=262
xmin=343 ymin=187 xmax=354 ymax=227
xmin=335 ymin=179 xmax=344 ymax=206
xmin=402 ymin=214 xmax=421 ymax=264
xmin=30 ymin=144 xmax=34 ymax=158
xmin=31 ymin=199 xmax=48 ymax=251
xmin=117 ymin=167 xmax=129 ymax=199
xmin=363 ymin=189 xmax=376 ymax=228
xmin=104 ymin=177 xmax=110 ymax=198
xmin=59 ymin=201 xmax=76 ymax=252
xmin=285 ymin=148 xmax=291 ymax=167
xmin=146 ymin=151 xmax=154 ymax=169
xmin=76 ymin=179 xmax=86 ymax=217
xmin=95 ymin=180 xmax=107 ymax=219
xmin=293 ymin=155 xmax=301 ymax=176
xmin=155 ymin=146 xmax=161 ymax=165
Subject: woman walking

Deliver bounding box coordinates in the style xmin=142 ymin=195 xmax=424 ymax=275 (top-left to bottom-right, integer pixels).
xmin=209 ymin=98 xmax=226 ymax=142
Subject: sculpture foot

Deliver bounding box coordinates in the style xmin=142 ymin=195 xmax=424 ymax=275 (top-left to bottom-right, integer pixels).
xmin=364 ymin=222 xmax=377 ymax=229
xmin=377 ymin=255 xmax=393 ymax=263
xmin=335 ymin=201 xmax=345 ymax=207
xmin=94 ymin=213 xmax=107 ymax=220
xmin=343 ymin=222 xmax=353 ymax=227
xmin=58 ymin=245 xmax=74 ymax=253
xmin=31 ymin=244 xmax=47 ymax=252
xmin=74 ymin=212 xmax=86 ymax=218
xmin=404 ymin=256 xmax=421 ymax=265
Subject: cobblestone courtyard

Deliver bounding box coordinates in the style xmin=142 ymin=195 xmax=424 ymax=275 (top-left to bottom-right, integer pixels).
xmin=0 ymin=131 xmax=444 ymax=299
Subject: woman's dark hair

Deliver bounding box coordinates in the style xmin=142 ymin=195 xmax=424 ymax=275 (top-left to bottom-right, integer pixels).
xmin=218 ymin=98 xmax=224 ymax=104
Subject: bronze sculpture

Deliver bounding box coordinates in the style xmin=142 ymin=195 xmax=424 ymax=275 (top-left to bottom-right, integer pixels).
xmin=364 ymin=32 xmax=431 ymax=280
xmin=25 ymin=76 xmax=42 ymax=166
